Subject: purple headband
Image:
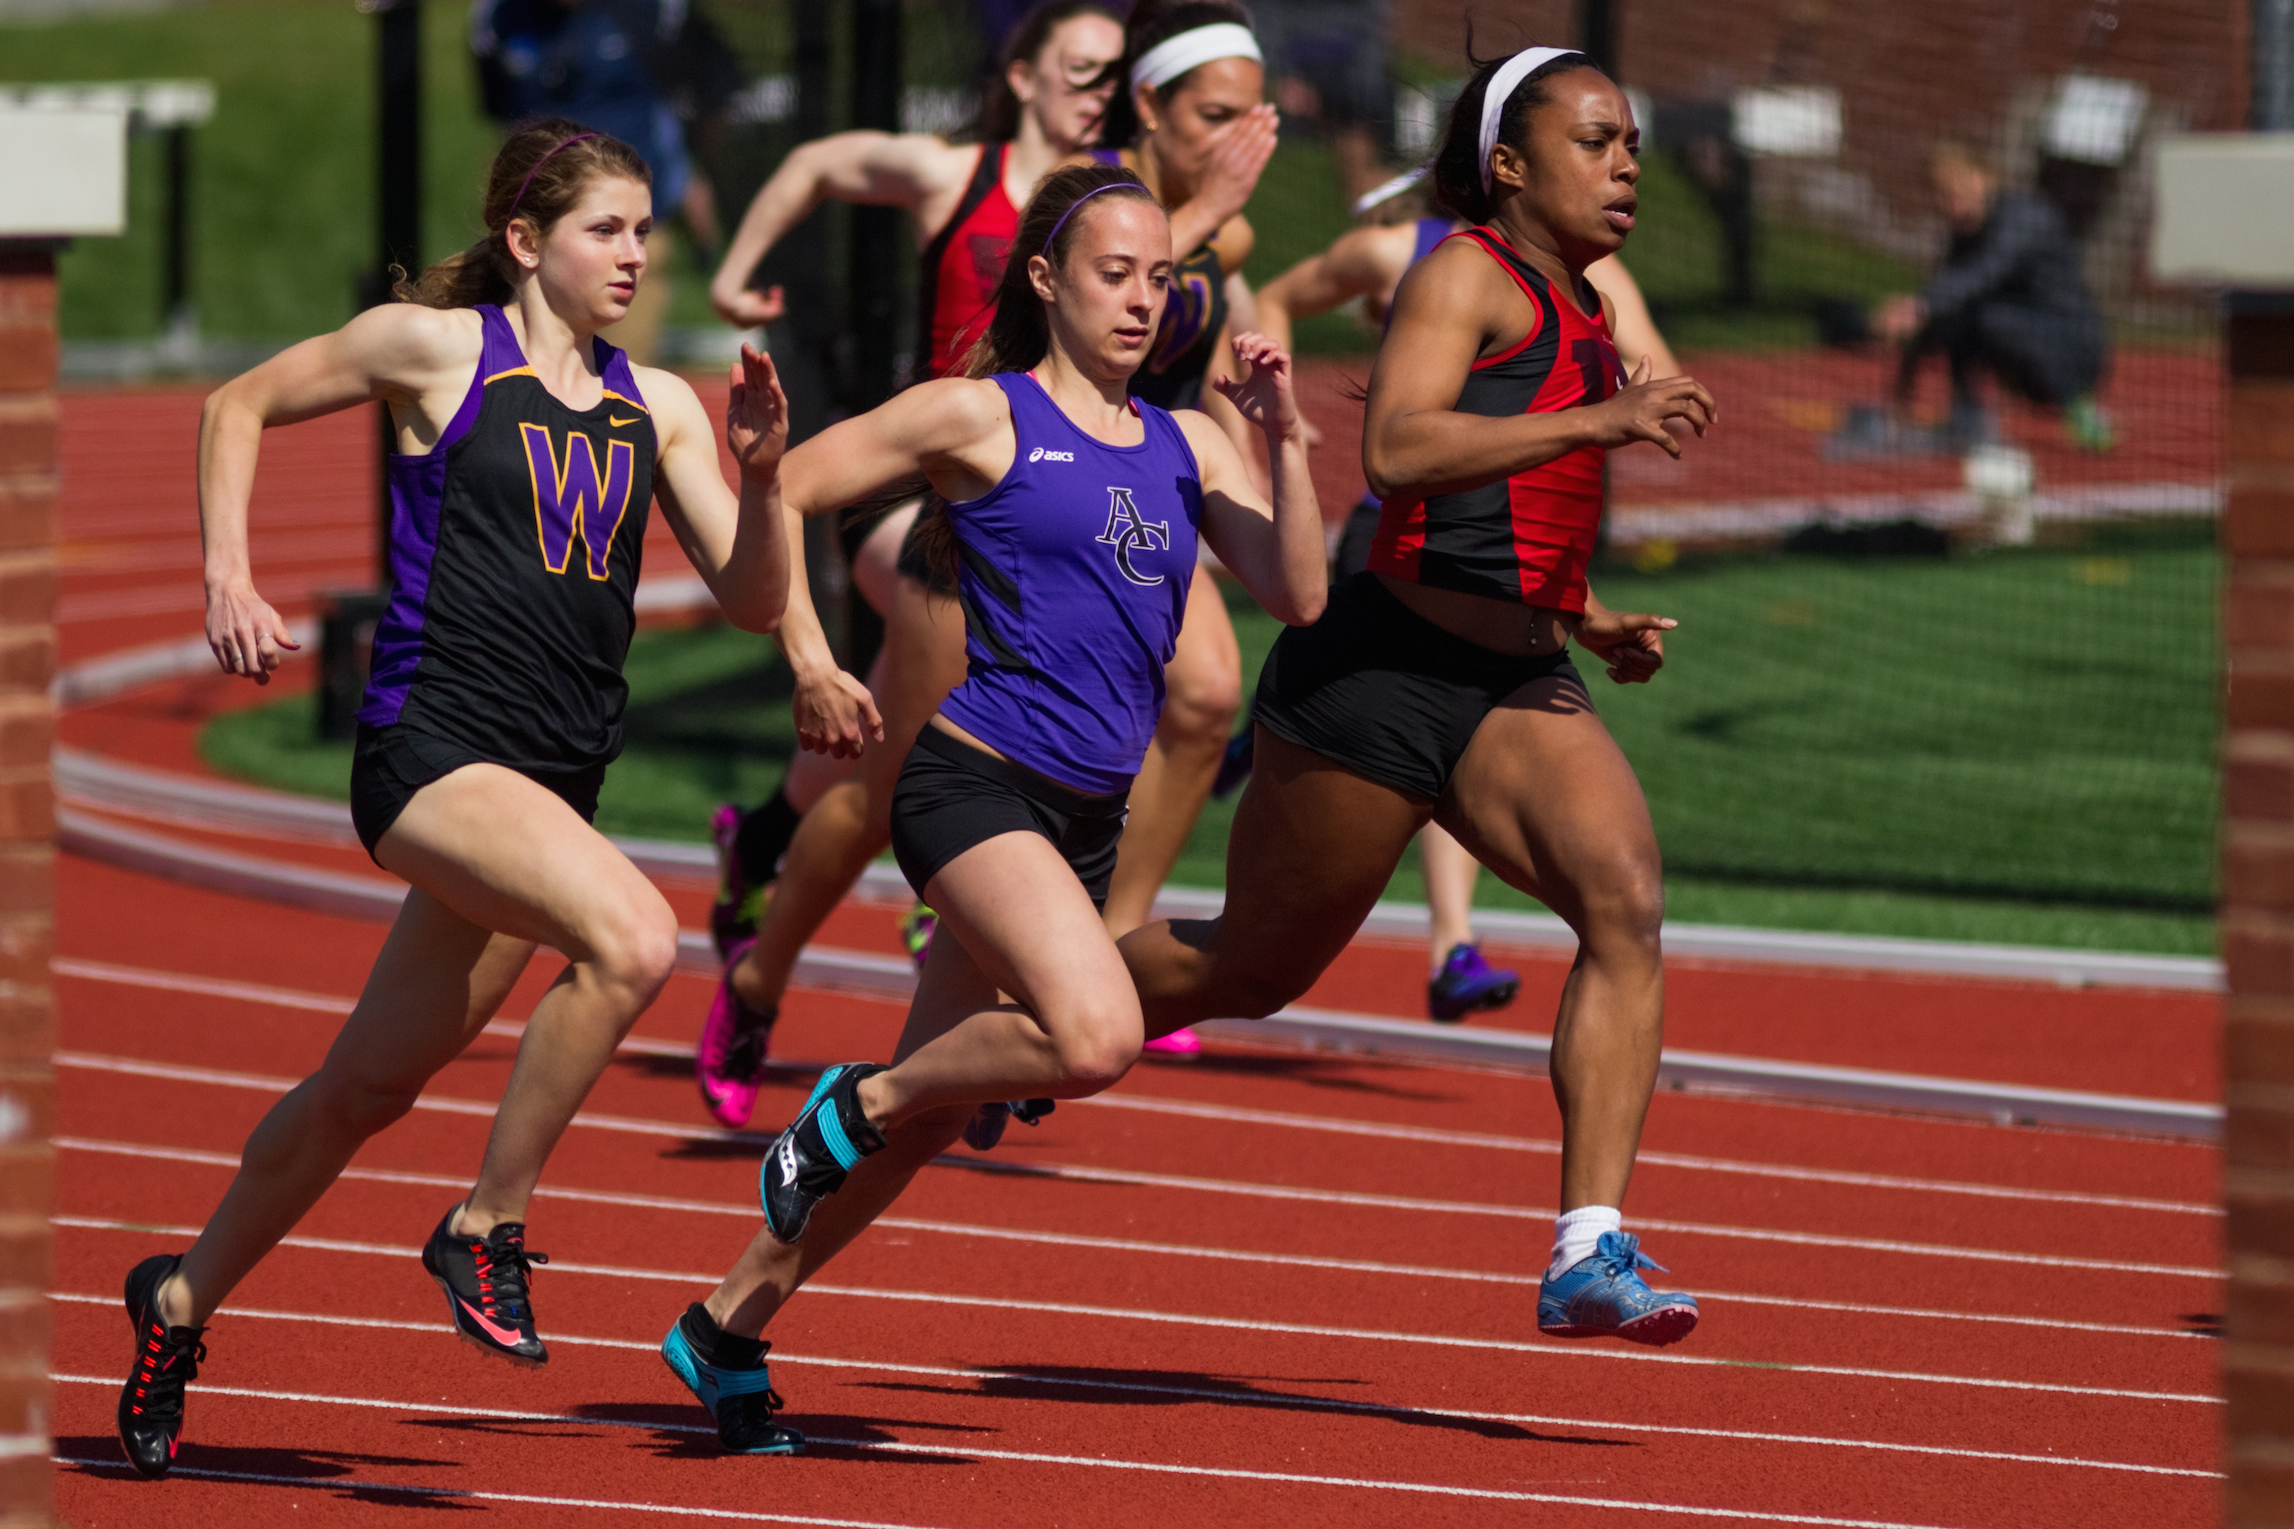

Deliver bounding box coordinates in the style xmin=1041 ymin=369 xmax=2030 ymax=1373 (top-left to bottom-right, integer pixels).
xmin=509 ymin=132 xmax=600 ymax=217
xmin=1042 ymin=180 xmax=1139 ymax=255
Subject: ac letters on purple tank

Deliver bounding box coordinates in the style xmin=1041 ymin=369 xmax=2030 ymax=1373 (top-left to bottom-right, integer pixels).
xmin=519 ymin=423 xmax=635 ymax=580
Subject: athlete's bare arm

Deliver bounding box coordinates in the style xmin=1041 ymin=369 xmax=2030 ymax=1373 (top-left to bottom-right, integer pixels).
xmin=1185 ymin=334 xmax=1325 ymax=626
xmin=1363 ymin=239 xmax=1715 ymax=502
xmin=198 ymin=303 xmax=483 ymax=683
xmin=637 ymin=347 xmax=793 ymax=636
xmin=780 ymin=375 xmax=1017 ymax=513
xmin=711 ymin=132 xmax=978 ymax=328
xmin=1254 ymin=222 xmax=1416 ymax=354
xmin=742 ymin=376 xmax=1012 ymax=756
xmin=1586 ymin=254 xmax=1677 ymax=379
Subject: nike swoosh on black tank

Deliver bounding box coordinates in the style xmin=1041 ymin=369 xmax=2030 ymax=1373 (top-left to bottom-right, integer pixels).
xmin=358 ymin=303 xmax=656 ymax=774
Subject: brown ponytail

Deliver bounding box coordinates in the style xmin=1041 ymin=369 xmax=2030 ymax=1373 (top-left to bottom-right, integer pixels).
xmin=392 ymin=118 xmax=653 ymax=307
xmin=906 ymin=162 xmax=1158 ymax=587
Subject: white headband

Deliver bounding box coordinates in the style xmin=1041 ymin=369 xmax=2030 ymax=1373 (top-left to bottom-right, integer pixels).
xmin=1131 ymin=23 xmax=1263 ymax=93
xmin=1351 ymin=163 xmax=1428 ymax=217
xmin=1478 ymin=46 xmax=1583 ymax=193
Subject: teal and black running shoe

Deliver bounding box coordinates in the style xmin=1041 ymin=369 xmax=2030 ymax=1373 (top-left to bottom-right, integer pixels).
xmin=961 ymin=1096 xmax=1057 ymax=1151
xmin=760 ymin=1063 xmax=887 ymax=1243
xmin=661 ymin=1305 xmax=804 ymax=1455
xmin=1537 ymin=1230 xmax=1699 ymax=1346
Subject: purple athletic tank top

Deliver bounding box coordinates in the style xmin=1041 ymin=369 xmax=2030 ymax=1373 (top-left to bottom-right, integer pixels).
xmin=936 ymin=371 xmax=1203 ymax=794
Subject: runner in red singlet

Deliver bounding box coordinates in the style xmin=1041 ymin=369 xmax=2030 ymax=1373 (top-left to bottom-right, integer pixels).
xmin=1255 ymin=189 xmax=1678 ymax=1024
xmin=692 ymin=0 xmax=1278 ymax=1128
xmin=1112 ymin=46 xmax=1721 ymax=1346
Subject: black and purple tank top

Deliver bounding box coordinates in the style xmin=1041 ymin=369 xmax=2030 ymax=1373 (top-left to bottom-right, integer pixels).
xmin=1091 ymin=148 xmax=1227 ymax=412
xmin=358 ymin=304 xmax=656 ymax=773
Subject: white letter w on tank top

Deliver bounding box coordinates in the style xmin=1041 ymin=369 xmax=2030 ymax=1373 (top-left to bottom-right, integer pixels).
xmin=1096 ymin=486 xmax=1171 ymax=587
xmin=520 ymin=424 xmax=636 ymax=581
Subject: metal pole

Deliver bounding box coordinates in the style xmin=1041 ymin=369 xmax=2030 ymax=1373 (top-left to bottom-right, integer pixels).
xmin=2259 ymin=0 xmax=2294 ymax=130
xmin=850 ymin=0 xmax=903 ymax=407
xmin=376 ymin=0 xmax=422 ymax=585
xmin=1578 ymin=0 xmax=1618 ymax=77
xmin=161 ymin=123 xmax=193 ymax=342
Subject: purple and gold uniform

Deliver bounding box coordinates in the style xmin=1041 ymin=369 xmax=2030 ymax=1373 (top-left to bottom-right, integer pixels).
xmin=349 ymin=304 xmax=656 ymax=854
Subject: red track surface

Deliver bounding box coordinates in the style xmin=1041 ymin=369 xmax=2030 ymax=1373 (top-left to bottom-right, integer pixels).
xmin=49 ymin=385 xmax=2223 ymax=1525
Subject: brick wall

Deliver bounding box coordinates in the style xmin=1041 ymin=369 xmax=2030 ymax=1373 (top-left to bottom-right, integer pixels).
xmin=1388 ymin=0 xmax=2244 ymax=301
xmin=2228 ymin=305 xmax=2294 ymax=1528
xmin=0 ymin=247 xmax=58 ymax=1529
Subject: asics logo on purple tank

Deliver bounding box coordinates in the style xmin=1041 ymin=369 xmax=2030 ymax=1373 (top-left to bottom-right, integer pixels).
xmin=1027 ymin=447 xmax=1075 ymax=463
xmin=1096 ymin=486 xmax=1171 ymax=587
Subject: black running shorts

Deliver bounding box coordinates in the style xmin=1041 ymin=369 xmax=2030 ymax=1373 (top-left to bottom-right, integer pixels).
xmin=1252 ymin=571 xmax=1583 ymax=804
xmin=890 ymin=724 xmax=1130 ymax=907
xmin=350 ymin=723 xmax=607 ymax=861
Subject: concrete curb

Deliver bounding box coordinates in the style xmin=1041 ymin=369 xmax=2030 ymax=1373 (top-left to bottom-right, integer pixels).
xmin=55 ymin=748 xmax=2222 ymax=993
xmin=55 ymin=806 xmax=2222 ymax=1139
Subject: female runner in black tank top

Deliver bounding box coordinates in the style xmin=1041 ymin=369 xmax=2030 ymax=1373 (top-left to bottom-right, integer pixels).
xmin=109 ymin=122 xmax=796 ymax=1479
xmin=695 ymin=0 xmax=1282 ymax=1116
xmin=1118 ymin=51 xmax=1724 ymax=1346
xmin=1255 ymin=188 xmax=1678 ymax=1018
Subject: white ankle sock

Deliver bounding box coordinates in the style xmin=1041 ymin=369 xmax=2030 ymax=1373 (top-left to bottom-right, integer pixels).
xmin=1547 ymin=1205 xmax=1623 ymax=1280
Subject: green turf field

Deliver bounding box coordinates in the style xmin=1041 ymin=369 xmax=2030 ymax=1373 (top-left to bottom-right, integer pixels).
xmin=200 ymin=541 xmax=2219 ymax=956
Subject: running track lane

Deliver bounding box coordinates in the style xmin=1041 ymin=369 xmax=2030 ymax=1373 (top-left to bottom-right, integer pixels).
xmin=49 ymin=873 xmax=2222 ymax=1524
xmin=49 ymin=387 xmax=2224 ymax=1524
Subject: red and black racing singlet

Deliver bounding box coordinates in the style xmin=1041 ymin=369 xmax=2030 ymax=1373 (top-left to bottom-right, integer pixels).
xmin=917 ymin=142 xmax=1020 ymax=379
xmin=1369 ymin=227 xmax=1622 ymax=614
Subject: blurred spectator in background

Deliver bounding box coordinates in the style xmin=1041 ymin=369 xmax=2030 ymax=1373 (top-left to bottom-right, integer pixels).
xmin=1249 ymin=0 xmax=1392 ymax=204
xmin=1874 ymin=141 xmax=2114 ymax=452
xmin=471 ymin=0 xmax=737 ymax=362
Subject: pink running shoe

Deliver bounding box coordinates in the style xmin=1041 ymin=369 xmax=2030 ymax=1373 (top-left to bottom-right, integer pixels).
xmin=697 ymin=939 xmax=777 ymax=1128
xmin=1141 ymin=1028 xmax=1202 ymax=1060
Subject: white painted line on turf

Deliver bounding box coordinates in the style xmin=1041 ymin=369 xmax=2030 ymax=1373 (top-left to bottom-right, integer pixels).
xmin=46 ymin=1297 xmax=2216 ymax=1478
xmin=49 ymin=1220 xmax=2218 ymax=1404
xmin=54 ymin=1451 xmax=947 ymax=1528
xmin=53 ymin=1137 xmax=2209 ymax=1343
xmin=52 ymin=1052 xmax=2223 ymax=1278
xmin=55 ymin=957 xmax=2217 ymax=1217
xmin=42 ymin=1403 xmax=2121 ymax=1523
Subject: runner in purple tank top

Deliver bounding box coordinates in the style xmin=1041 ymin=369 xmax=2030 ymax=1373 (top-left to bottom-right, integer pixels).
xmin=654 ymin=162 xmax=1327 ymax=1454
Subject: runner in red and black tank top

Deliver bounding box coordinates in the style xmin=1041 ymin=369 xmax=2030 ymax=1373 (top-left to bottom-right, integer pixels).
xmin=1370 ymin=226 xmax=1622 ymax=611
xmin=917 ymin=143 xmax=1021 ymax=378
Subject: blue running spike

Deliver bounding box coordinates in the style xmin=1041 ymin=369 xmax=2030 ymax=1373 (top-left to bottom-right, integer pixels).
xmin=1537 ymin=1230 xmax=1699 ymax=1346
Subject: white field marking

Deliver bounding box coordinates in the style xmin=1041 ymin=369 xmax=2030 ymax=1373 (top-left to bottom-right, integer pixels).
xmin=43 ymin=1407 xmax=2117 ymax=1524
xmin=50 ymin=1221 xmax=2218 ymax=1404
xmin=44 ymin=1302 xmax=2219 ymax=1478
xmin=53 ymin=1450 xmax=947 ymax=1529
xmin=52 ymin=1137 xmax=2206 ymax=1343
xmin=51 ymin=1052 xmax=2223 ymax=1279
xmin=56 ymin=957 xmax=2216 ymax=1217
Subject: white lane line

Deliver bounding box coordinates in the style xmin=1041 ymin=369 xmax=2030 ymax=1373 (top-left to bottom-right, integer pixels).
xmin=53 ymin=1137 xmax=2206 ymax=1343
xmin=55 ymin=1450 xmax=945 ymax=1528
xmin=49 ymin=1221 xmax=2217 ymax=1404
xmin=52 ymin=1052 xmax=2222 ymax=1279
xmin=43 ymin=1300 xmax=2218 ymax=1478
xmin=40 ymin=1401 xmax=2081 ymax=1524
xmin=58 ymin=957 xmax=2214 ymax=1217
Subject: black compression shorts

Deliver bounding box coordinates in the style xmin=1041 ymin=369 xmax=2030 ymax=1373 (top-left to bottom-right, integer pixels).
xmin=889 ymin=724 xmax=1129 ymax=907
xmin=350 ymin=723 xmax=607 ymax=862
xmin=1252 ymin=571 xmax=1583 ymax=803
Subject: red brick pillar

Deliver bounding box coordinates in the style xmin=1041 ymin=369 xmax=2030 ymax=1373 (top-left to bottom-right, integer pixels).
xmin=0 ymin=247 xmax=60 ymax=1528
xmin=2226 ymin=299 xmax=2294 ymax=1527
